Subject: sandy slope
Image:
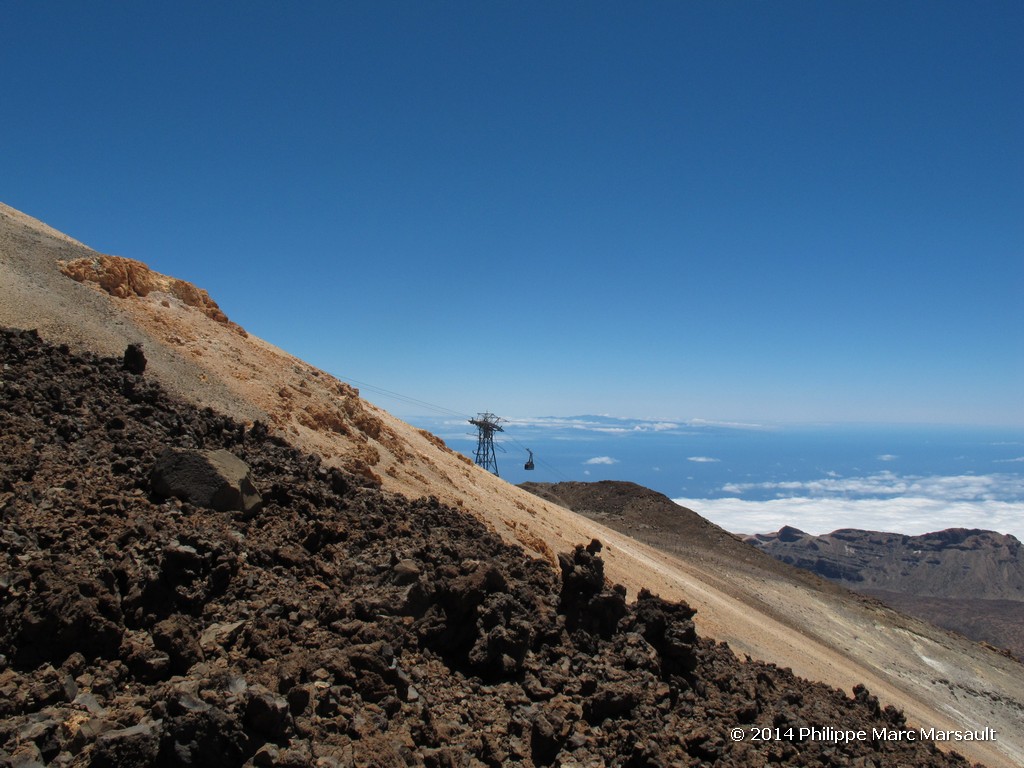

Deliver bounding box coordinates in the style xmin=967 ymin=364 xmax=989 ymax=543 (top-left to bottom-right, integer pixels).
xmin=2 ymin=202 xmax=1022 ymax=768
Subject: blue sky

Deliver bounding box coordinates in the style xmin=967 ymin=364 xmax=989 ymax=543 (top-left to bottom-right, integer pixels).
xmin=3 ymin=1 xmax=1022 ymax=426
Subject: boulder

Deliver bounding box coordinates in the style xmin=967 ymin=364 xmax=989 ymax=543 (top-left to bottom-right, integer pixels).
xmin=150 ymin=448 xmax=262 ymax=514
xmin=122 ymin=343 xmax=146 ymax=374
xmin=245 ymin=684 xmax=291 ymax=739
xmin=92 ymin=719 xmax=162 ymax=767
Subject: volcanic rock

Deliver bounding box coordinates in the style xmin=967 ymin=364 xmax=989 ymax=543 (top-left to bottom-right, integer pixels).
xmin=0 ymin=328 xmax=991 ymax=766
xmin=150 ymin=447 xmax=262 ymax=514
xmin=59 ymin=254 xmax=244 ymax=335
xmin=92 ymin=719 xmax=162 ymax=767
xmin=121 ymin=343 xmax=146 ymax=374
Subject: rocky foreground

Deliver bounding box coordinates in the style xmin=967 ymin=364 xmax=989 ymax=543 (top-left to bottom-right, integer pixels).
xmin=0 ymin=328 xmax=979 ymax=767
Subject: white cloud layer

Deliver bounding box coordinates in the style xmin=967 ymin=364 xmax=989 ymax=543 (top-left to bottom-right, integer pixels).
xmin=721 ymin=471 xmax=1023 ymax=502
xmin=584 ymin=456 xmax=619 ymax=465
xmin=673 ymin=495 xmax=1024 ymax=542
xmin=499 ymin=415 xmax=768 ymax=436
xmin=688 ymin=456 xmax=720 ymax=463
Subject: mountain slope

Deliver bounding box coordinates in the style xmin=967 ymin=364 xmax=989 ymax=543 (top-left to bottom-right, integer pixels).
xmin=2 ymin=326 xmax=987 ymax=767
xmin=519 ymin=481 xmax=848 ymax=591
xmin=3 ymin=203 xmax=1023 ymax=768
xmin=521 ymin=481 xmax=1024 ymax=767
xmin=746 ymin=527 xmax=1024 ymax=600
xmin=746 ymin=526 xmax=1024 ymax=660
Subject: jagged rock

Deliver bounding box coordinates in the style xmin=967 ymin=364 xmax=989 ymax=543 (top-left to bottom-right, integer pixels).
xmin=121 ymin=633 xmax=171 ymax=684
xmin=6 ymin=743 xmax=45 ymax=768
xmin=583 ymin=682 xmax=639 ymax=723
xmin=198 ymin=620 xmax=246 ymax=654
xmin=392 ymin=559 xmax=421 ymax=585
xmin=152 ymin=616 xmax=204 ymax=675
xmin=631 ymin=589 xmax=698 ymax=679
xmin=251 ymin=743 xmax=279 ymax=767
xmin=92 ymin=719 xmax=162 ymax=767
xmin=245 ymin=685 xmax=290 ymax=740
xmin=150 ymin=447 xmax=262 ymax=514
xmin=163 ymin=699 xmax=246 ymax=766
xmin=558 ymin=543 xmax=628 ymax=637
xmin=10 ymin=568 xmax=125 ymax=670
xmin=122 ymin=343 xmax=146 ymax=374
xmin=16 ymin=717 xmax=61 ymax=763
xmin=59 ymin=255 xmax=245 ymax=334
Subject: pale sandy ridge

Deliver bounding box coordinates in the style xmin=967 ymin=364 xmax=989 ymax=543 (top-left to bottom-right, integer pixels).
xmin=2 ymin=202 xmax=1022 ymax=768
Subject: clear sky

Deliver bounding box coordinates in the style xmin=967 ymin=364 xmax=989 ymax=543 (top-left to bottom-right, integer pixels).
xmin=3 ymin=1 xmax=1022 ymax=426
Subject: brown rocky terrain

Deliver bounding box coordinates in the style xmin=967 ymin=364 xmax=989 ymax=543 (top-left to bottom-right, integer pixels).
xmin=2 ymin=202 xmax=1023 ymax=768
xmin=1 ymin=327 xmax=984 ymax=767
xmin=745 ymin=527 xmax=1024 ymax=661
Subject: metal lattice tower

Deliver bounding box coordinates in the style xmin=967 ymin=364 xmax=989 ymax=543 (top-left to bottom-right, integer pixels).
xmin=469 ymin=412 xmax=504 ymax=476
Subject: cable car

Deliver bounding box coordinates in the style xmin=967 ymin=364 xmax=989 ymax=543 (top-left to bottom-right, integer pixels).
xmin=524 ymin=449 xmax=535 ymax=471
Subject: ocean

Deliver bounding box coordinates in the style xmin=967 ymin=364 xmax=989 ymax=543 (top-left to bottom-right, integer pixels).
xmin=406 ymin=415 xmax=1024 ymax=541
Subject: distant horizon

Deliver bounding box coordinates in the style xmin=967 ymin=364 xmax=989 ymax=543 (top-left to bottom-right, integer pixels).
xmin=404 ymin=412 xmax=1024 ymax=542
xmin=351 ymin=387 xmax=1024 ymax=432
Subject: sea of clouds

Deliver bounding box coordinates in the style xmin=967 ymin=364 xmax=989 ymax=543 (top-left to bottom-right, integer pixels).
xmin=675 ymin=470 xmax=1024 ymax=541
xmin=415 ymin=414 xmax=1024 ymax=541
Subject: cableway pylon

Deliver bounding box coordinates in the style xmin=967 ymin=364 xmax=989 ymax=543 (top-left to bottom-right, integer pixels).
xmin=469 ymin=412 xmax=504 ymax=476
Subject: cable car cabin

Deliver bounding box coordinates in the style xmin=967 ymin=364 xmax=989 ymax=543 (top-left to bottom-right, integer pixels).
xmin=524 ymin=449 xmax=535 ymax=471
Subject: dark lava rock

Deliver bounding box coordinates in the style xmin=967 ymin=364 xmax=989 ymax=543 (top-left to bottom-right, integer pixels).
xmin=150 ymin=447 xmax=262 ymax=514
xmin=558 ymin=543 xmax=628 ymax=638
xmin=152 ymin=615 xmax=204 ymax=675
xmin=245 ymin=684 xmax=291 ymax=740
xmin=122 ymin=343 xmax=147 ymax=375
xmin=0 ymin=327 xmax=981 ymax=768
xmin=92 ymin=719 xmax=162 ymax=767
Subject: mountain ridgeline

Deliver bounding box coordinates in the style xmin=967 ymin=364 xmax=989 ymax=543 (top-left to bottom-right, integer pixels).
xmin=746 ymin=527 xmax=1024 ymax=661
